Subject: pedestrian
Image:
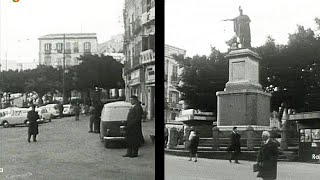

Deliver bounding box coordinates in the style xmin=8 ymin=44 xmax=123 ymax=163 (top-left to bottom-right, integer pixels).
xmin=164 ymin=127 xmax=169 ymax=148
xmin=93 ymin=101 xmax=103 ymax=133
xmin=256 ymin=131 xmax=279 ymax=180
xmin=84 ymin=104 xmax=89 ymax=116
xmin=227 ymin=126 xmax=241 ymax=163
xmin=74 ymin=103 xmax=80 ymax=121
xmin=141 ymin=102 xmax=147 ymax=122
xmin=123 ymin=95 xmax=143 ymax=158
xmin=188 ymin=129 xmax=199 ymax=162
xmin=58 ymin=102 xmax=63 ymax=118
xmin=27 ymin=104 xmax=40 ymax=142
xmin=88 ymin=104 xmax=95 ymax=133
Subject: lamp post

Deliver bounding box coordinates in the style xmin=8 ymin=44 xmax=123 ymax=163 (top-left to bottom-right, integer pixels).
xmin=62 ymin=34 xmax=66 ymax=104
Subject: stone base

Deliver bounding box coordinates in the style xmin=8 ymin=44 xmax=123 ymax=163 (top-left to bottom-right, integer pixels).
xmin=216 ymin=89 xmax=271 ymax=127
xmin=217 ymin=125 xmax=271 ymax=131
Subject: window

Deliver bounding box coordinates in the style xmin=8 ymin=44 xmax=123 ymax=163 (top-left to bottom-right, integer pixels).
xmin=73 ymin=42 xmax=79 ymax=53
xmin=44 ymin=43 xmax=52 ymax=54
xmin=44 ymin=56 xmax=51 ymax=65
xmin=57 ymin=58 xmax=62 ymax=66
xmin=56 ymin=43 xmax=63 ymax=53
xmin=66 ymin=42 xmax=71 ymax=53
xmin=84 ymin=42 xmax=91 ymax=53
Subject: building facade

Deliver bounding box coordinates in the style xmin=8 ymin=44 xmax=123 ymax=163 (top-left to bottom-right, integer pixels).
xmin=165 ymin=44 xmax=186 ymax=122
xmin=123 ymin=0 xmax=155 ymax=120
xmin=38 ymin=33 xmax=98 ymax=68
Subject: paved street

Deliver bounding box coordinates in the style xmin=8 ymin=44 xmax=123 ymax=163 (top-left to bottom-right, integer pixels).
xmin=0 ymin=115 xmax=155 ymax=180
xmin=165 ymin=154 xmax=320 ymax=180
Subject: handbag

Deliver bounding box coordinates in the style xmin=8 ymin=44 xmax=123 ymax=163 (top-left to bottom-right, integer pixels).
xmin=253 ymin=163 xmax=260 ymax=172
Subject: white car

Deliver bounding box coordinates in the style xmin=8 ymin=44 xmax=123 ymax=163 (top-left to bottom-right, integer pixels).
xmin=63 ymin=104 xmax=75 ymax=116
xmin=44 ymin=104 xmax=60 ymax=118
xmin=0 ymin=108 xmax=29 ymax=128
xmin=35 ymin=107 xmax=52 ymax=123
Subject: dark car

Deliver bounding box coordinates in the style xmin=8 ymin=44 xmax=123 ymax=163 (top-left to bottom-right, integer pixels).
xmin=99 ymin=101 xmax=132 ymax=148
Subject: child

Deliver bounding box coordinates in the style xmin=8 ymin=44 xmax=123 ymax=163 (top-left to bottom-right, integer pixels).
xmin=188 ymin=130 xmax=199 ymax=162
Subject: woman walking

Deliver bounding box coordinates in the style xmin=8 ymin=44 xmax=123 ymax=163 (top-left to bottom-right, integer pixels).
xmin=188 ymin=130 xmax=199 ymax=162
xmin=27 ymin=105 xmax=40 ymax=142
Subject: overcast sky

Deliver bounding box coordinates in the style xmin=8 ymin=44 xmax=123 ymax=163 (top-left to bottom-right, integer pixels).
xmin=0 ymin=0 xmax=124 ymax=64
xmin=165 ymin=0 xmax=320 ymax=57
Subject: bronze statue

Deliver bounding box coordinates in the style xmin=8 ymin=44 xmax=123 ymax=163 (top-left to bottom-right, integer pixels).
xmin=223 ymin=6 xmax=251 ymax=48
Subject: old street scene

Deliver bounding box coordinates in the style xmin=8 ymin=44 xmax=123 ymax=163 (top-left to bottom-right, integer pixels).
xmin=0 ymin=0 xmax=155 ymax=179
xmin=165 ymin=0 xmax=320 ymax=180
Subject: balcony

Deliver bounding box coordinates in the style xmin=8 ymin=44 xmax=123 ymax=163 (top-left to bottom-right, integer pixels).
xmin=140 ymin=49 xmax=155 ymax=64
xmin=149 ymin=7 xmax=155 ymax=21
xmin=141 ymin=7 xmax=155 ymax=25
xmin=141 ymin=12 xmax=149 ymax=25
xmin=129 ymin=78 xmax=140 ymax=86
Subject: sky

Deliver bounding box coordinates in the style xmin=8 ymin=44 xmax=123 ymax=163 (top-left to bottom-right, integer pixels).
xmin=165 ymin=0 xmax=320 ymax=57
xmin=0 ymin=0 xmax=124 ymax=64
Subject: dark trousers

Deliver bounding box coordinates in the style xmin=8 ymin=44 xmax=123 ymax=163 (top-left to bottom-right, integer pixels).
xmin=94 ymin=118 xmax=100 ymax=132
xmin=229 ymin=150 xmax=239 ymax=162
xmin=89 ymin=116 xmax=95 ymax=131
xmin=28 ymin=134 xmax=37 ymax=141
xmin=75 ymin=115 xmax=79 ymax=121
xmin=126 ymin=144 xmax=139 ymax=157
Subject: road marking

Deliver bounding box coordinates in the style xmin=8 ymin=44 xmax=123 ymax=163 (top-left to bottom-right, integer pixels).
xmin=6 ymin=172 xmax=32 ymax=178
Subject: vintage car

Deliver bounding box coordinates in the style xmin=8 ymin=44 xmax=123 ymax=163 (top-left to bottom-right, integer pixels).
xmin=100 ymin=101 xmax=132 ymax=148
xmin=63 ymin=104 xmax=75 ymax=116
xmin=0 ymin=107 xmax=50 ymax=128
xmin=44 ymin=104 xmax=60 ymax=118
xmin=35 ymin=107 xmax=52 ymax=123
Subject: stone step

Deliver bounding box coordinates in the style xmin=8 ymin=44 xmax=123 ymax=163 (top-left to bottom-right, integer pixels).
xmin=165 ymin=149 xmax=299 ymax=162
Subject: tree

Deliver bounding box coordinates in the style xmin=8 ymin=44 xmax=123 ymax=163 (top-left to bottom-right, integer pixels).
xmin=174 ymin=48 xmax=228 ymax=112
xmin=23 ymin=65 xmax=62 ymax=105
xmin=75 ymin=54 xmax=125 ymax=99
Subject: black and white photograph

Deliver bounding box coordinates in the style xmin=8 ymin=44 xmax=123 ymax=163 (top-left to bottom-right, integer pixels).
xmin=165 ymin=0 xmax=320 ymax=179
xmin=0 ymin=0 xmax=155 ymax=179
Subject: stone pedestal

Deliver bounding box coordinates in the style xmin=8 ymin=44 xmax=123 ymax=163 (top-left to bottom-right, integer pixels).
xmin=216 ymin=49 xmax=271 ymax=130
xmin=246 ymin=126 xmax=254 ymax=151
xmin=212 ymin=126 xmax=220 ymax=150
xmin=168 ymin=127 xmax=178 ymax=149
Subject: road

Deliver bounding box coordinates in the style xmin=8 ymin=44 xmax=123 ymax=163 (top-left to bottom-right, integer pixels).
xmin=0 ymin=115 xmax=155 ymax=180
xmin=165 ymin=154 xmax=320 ymax=180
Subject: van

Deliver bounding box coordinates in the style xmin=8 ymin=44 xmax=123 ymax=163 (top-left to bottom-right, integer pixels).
xmin=100 ymin=101 xmax=132 ymax=148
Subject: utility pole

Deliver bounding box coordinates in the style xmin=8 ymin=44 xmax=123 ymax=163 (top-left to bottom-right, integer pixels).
xmin=63 ymin=34 xmax=66 ymax=104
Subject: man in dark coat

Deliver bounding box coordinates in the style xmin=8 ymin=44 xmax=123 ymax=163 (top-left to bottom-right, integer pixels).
xmin=74 ymin=103 xmax=80 ymax=121
xmin=93 ymin=101 xmax=103 ymax=133
xmin=257 ymin=131 xmax=279 ymax=180
xmin=88 ymin=105 xmax=95 ymax=133
xmin=27 ymin=105 xmax=40 ymax=142
xmin=123 ymin=96 xmax=143 ymax=158
xmin=227 ymin=126 xmax=241 ymax=163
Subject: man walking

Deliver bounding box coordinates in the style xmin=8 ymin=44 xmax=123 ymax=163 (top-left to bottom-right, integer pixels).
xmin=227 ymin=126 xmax=241 ymax=163
xmin=123 ymin=96 xmax=143 ymax=158
xmin=27 ymin=105 xmax=40 ymax=142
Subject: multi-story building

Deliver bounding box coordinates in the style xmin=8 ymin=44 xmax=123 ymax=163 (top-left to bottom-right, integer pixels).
xmin=165 ymin=44 xmax=186 ymax=122
xmin=123 ymin=0 xmax=155 ymax=120
xmin=38 ymin=33 xmax=98 ymax=67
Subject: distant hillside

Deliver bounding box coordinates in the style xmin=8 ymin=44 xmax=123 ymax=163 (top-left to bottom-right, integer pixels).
xmin=98 ymin=34 xmax=123 ymax=54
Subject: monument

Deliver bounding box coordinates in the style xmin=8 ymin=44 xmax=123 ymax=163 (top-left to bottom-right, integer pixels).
xmin=218 ymin=7 xmax=271 ymax=131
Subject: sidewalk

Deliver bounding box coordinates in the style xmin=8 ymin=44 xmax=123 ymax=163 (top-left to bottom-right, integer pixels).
xmin=165 ymin=154 xmax=320 ymax=180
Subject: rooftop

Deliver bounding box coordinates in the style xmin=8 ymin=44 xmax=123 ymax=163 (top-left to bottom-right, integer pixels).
xmin=38 ymin=33 xmax=97 ymax=40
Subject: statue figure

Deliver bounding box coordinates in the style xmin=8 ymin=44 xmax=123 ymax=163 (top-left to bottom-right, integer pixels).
xmin=223 ymin=6 xmax=251 ymax=48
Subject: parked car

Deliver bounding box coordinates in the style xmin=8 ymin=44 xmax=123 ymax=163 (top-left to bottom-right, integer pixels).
xmin=35 ymin=107 xmax=52 ymax=123
xmin=44 ymin=104 xmax=60 ymax=118
xmin=100 ymin=101 xmax=132 ymax=148
xmin=63 ymin=104 xmax=75 ymax=116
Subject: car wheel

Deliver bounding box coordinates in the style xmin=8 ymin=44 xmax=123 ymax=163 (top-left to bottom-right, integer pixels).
xmin=3 ymin=121 xmax=9 ymax=128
